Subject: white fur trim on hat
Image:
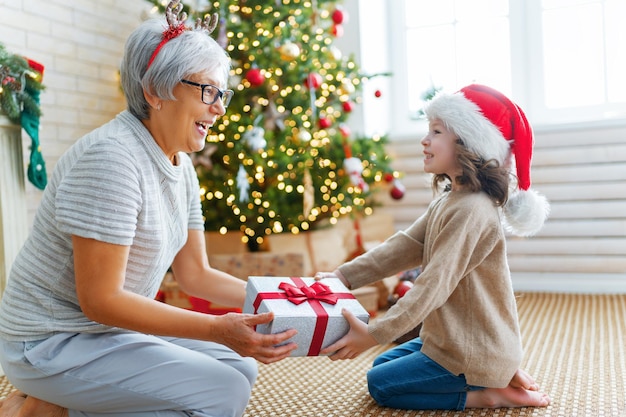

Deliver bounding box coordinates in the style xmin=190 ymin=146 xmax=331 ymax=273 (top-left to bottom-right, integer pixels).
xmin=503 ymin=189 xmax=550 ymax=237
xmin=424 ymin=91 xmax=510 ymax=165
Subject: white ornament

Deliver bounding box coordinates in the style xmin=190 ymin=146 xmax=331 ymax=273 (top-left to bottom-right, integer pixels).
xmin=297 ymin=130 xmax=312 ymax=142
xmin=237 ymin=165 xmax=250 ymax=203
xmin=343 ymin=157 xmax=369 ymax=192
xmin=243 ymin=126 xmax=267 ymax=151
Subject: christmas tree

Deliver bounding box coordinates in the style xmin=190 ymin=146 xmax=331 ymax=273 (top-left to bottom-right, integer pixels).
xmin=145 ymin=0 xmax=402 ymax=249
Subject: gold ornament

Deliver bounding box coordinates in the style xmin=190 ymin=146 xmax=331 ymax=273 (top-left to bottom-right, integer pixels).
xmin=303 ymin=166 xmax=314 ymax=217
xmin=278 ymin=41 xmax=301 ymax=61
xmin=338 ymin=77 xmax=355 ymax=95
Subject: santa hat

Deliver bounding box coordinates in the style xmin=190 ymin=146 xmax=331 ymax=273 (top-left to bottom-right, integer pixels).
xmin=424 ymin=84 xmax=550 ymax=236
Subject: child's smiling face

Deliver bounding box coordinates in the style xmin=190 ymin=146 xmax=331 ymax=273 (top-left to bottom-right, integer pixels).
xmin=421 ymin=119 xmax=462 ymax=184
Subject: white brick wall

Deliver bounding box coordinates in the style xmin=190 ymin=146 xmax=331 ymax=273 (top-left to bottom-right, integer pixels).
xmin=0 ymin=0 xmax=150 ymax=222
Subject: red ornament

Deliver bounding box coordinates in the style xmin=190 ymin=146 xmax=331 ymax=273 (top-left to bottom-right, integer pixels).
xmin=332 ymin=8 xmax=345 ymax=24
xmin=390 ymin=179 xmax=405 ymax=200
xmin=304 ymin=72 xmax=323 ymax=89
xmin=394 ymin=280 xmax=413 ymax=298
xmin=245 ymin=68 xmax=264 ymax=87
xmin=318 ymin=117 xmax=332 ymax=129
xmin=374 ymin=89 xmax=382 ymax=98
xmin=383 ymin=172 xmax=394 ymax=183
xmin=332 ymin=24 xmax=344 ymax=38
xmin=342 ymin=100 xmax=354 ymax=113
xmin=339 ymin=124 xmax=351 ymax=138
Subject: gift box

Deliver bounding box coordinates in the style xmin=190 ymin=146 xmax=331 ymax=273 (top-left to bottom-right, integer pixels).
xmin=243 ymin=276 xmax=369 ymax=357
xmin=209 ymin=252 xmax=304 ymax=279
xmin=352 ymin=285 xmax=379 ymax=316
xmin=159 ymin=272 xmax=193 ymax=309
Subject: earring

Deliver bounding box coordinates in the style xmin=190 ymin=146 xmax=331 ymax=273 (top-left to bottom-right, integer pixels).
xmin=156 ymin=103 xmax=162 ymax=111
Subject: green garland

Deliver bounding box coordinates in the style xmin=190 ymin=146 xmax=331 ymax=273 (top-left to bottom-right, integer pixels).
xmin=0 ymin=42 xmax=47 ymax=190
xmin=0 ymin=43 xmax=44 ymax=124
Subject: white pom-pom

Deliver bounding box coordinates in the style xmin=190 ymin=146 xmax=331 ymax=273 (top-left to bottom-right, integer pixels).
xmin=503 ymin=189 xmax=550 ymax=237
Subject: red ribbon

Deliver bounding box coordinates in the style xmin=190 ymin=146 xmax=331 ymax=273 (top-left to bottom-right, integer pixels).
xmin=146 ymin=25 xmax=188 ymax=70
xmin=278 ymin=281 xmax=338 ymax=305
xmin=252 ymin=277 xmax=355 ymax=356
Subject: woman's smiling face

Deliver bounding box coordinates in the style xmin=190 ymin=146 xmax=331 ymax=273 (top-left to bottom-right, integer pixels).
xmin=148 ymin=69 xmax=228 ymax=163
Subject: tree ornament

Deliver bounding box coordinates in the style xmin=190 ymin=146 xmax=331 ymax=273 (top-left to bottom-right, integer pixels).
xmin=318 ymin=116 xmax=332 ymax=129
xmin=303 ymin=166 xmax=314 ymax=217
xmin=338 ymin=78 xmax=355 ymax=95
xmin=331 ymin=24 xmax=343 ymax=38
xmin=245 ymin=67 xmax=264 ymax=87
xmin=374 ymin=89 xmax=382 ymax=98
xmin=344 ymin=157 xmax=369 ymax=192
xmin=342 ymin=100 xmax=354 ymax=113
xmin=243 ymin=125 xmax=267 ymax=151
xmin=331 ymin=7 xmax=346 ymax=24
xmin=278 ymin=41 xmax=301 ymax=61
xmin=383 ymin=172 xmax=395 ymax=183
xmin=304 ymin=72 xmax=323 ymax=89
xmin=236 ymin=165 xmax=250 ymax=203
xmin=296 ymin=129 xmax=312 ymax=142
xmin=394 ymin=280 xmax=413 ymax=299
xmin=390 ymin=179 xmax=405 ymax=200
xmin=328 ymin=46 xmax=342 ymax=61
xmin=339 ymin=123 xmax=351 ymax=138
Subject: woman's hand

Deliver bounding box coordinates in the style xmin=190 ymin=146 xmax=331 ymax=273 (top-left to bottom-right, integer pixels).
xmin=211 ymin=312 xmax=298 ymax=364
xmin=319 ymin=308 xmax=377 ymax=360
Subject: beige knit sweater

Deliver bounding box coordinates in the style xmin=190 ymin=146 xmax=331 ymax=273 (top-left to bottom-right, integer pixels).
xmin=338 ymin=190 xmax=523 ymax=388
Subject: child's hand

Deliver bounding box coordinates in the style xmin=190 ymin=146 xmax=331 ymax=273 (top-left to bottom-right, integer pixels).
xmin=319 ymin=308 xmax=377 ymax=360
xmin=314 ymin=271 xmax=338 ymax=280
xmin=314 ymin=270 xmax=351 ymax=288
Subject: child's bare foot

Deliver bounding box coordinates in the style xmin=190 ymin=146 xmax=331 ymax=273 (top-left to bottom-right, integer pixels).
xmin=465 ymin=385 xmax=551 ymax=409
xmin=0 ymin=391 xmax=67 ymax=417
xmin=509 ymin=368 xmax=539 ymax=391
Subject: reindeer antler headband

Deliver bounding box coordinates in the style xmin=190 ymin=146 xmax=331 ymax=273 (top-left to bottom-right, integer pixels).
xmin=146 ymin=0 xmax=219 ymax=70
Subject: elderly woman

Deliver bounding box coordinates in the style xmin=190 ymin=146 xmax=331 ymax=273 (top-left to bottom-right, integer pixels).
xmin=0 ymin=3 xmax=297 ymax=417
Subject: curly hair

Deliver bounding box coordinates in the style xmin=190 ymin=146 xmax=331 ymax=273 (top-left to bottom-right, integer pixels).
xmin=431 ymin=139 xmax=510 ymax=207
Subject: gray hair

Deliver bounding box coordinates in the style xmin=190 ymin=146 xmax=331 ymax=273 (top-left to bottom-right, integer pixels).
xmin=120 ymin=18 xmax=231 ymax=120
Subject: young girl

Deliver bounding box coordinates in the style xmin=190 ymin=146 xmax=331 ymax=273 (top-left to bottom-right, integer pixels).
xmin=316 ymin=84 xmax=551 ymax=411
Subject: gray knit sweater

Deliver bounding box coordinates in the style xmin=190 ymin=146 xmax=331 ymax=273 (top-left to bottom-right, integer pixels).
xmin=0 ymin=111 xmax=204 ymax=341
xmin=338 ymin=190 xmax=523 ymax=388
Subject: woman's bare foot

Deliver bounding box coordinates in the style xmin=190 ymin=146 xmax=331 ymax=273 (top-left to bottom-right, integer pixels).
xmin=0 ymin=391 xmax=27 ymax=416
xmin=466 ymin=385 xmax=550 ymax=409
xmin=0 ymin=391 xmax=67 ymax=417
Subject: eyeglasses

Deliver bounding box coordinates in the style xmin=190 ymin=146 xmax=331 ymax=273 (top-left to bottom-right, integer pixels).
xmin=180 ymin=79 xmax=234 ymax=108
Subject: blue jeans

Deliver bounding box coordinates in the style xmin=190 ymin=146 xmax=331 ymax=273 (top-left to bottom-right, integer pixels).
xmin=367 ymin=338 xmax=483 ymax=410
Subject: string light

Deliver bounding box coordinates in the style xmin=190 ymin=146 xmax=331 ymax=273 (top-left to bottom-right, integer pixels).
xmin=135 ymin=0 xmax=400 ymax=241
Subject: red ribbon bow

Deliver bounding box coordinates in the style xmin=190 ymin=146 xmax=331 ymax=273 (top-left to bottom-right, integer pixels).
xmin=278 ymin=281 xmax=338 ymax=305
xmin=252 ymin=277 xmax=355 ymax=356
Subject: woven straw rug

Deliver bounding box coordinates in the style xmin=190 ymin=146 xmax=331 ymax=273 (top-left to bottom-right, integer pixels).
xmin=1 ymin=292 xmax=625 ymax=416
